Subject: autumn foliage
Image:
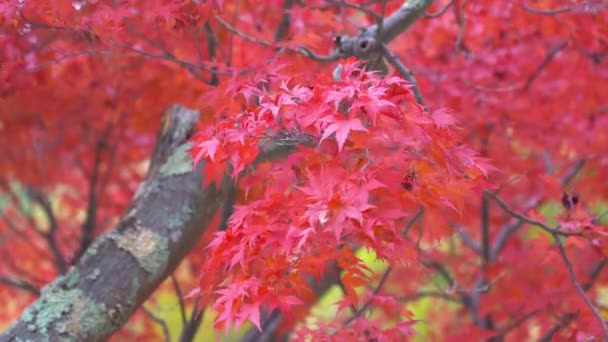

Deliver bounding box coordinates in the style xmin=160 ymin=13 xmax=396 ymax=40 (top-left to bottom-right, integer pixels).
xmin=2 ymin=0 xmax=608 ymax=341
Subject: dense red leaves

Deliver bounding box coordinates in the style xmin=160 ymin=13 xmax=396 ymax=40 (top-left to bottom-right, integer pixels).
xmin=189 ymin=62 xmax=489 ymax=331
xmin=2 ymin=0 xmax=608 ymax=340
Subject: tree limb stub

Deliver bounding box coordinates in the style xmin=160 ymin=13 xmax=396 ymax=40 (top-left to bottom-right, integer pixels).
xmin=1 ymin=105 xmax=222 ymax=342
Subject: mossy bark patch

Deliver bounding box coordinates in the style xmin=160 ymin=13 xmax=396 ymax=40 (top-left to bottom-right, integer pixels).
xmin=159 ymin=143 xmax=194 ymax=177
xmin=16 ymin=274 xmax=109 ymax=341
xmin=111 ymin=222 xmax=170 ymax=275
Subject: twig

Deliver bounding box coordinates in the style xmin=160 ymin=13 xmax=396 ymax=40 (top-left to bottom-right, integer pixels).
xmin=425 ymin=0 xmax=456 ymax=18
xmin=376 ymin=0 xmax=389 ymax=37
xmin=464 ymin=41 xmax=567 ymax=93
xmin=453 ymin=0 xmax=468 ymax=55
xmin=403 ymin=207 xmax=424 ymax=236
xmin=480 ymin=193 xmax=490 ymax=267
xmin=76 ymin=134 xmax=108 ymax=262
xmin=539 ymin=313 xmax=577 ymax=342
xmin=520 ymin=1 xmax=571 ymax=15
xmin=398 ymin=290 xmax=458 ymax=302
xmin=484 ymin=190 xmax=582 ymax=237
xmin=141 ymin=306 xmax=171 ymax=342
xmin=552 ymin=234 xmax=608 ymax=338
xmin=275 ymin=0 xmax=295 ymax=42
xmin=203 ymin=21 xmax=220 ymax=86
xmin=179 ymin=299 xmax=204 ymax=342
xmin=380 ymin=43 xmax=425 ymax=106
xmin=314 ymin=1 xmax=383 ymax=21
xmin=561 ymin=159 xmax=585 ymax=187
xmin=0 ymin=276 xmax=40 ymax=295
xmin=25 ymin=187 xmax=68 ymax=273
xmin=491 ymin=308 xmax=541 ymax=339
xmin=522 ymin=41 xmax=568 ymax=91
xmin=343 ymin=266 xmax=392 ymax=326
xmin=171 ymin=274 xmax=187 ymax=326
xmin=215 ymin=15 xmax=340 ymax=62
xmin=450 ymin=223 xmax=481 ymax=254
xmin=489 ymin=220 xmax=523 ymax=260
xmin=584 ymin=258 xmax=608 ymax=291
xmin=124 ymin=21 xmax=216 ymax=84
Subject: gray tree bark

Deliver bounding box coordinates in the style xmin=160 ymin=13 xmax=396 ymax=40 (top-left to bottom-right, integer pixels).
xmin=0 ymin=105 xmax=227 ymax=342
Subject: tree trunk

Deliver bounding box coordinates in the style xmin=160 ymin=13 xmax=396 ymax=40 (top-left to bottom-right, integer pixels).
xmin=0 ymin=105 xmax=228 ymax=342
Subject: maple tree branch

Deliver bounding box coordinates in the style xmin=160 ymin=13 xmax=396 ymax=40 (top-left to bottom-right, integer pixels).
xmin=314 ymin=1 xmax=383 ymax=21
xmin=123 ymin=21 xmax=218 ymax=84
xmin=25 ymin=187 xmax=68 ymax=274
xmin=178 ymin=299 xmax=204 ymax=342
xmin=421 ymin=259 xmax=455 ymax=288
xmin=0 ymin=276 xmax=40 ymax=296
xmin=343 ymin=266 xmax=392 ymax=326
xmin=203 ymin=21 xmax=220 ymax=86
xmin=398 ymin=290 xmax=458 ymax=303
xmin=490 ymin=158 xmax=584 ymax=261
xmin=171 ymin=274 xmax=187 ymax=326
xmin=141 ymin=306 xmax=171 ymax=342
xmin=464 ymin=40 xmax=567 ymax=93
xmin=380 ymin=44 xmax=426 ymax=106
xmin=453 ymin=0 xmax=468 ymax=55
xmin=584 ymin=258 xmax=608 ymax=291
xmin=215 ymin=15 xmax=341 ymax=62
xmin=552 ymin=233 xmax=608 ymax=338
xmin=520 ymin=1 xmax=572 ymax=15
xmin=491 ymin=308 xmax=541 ymax=340
xmin=480 ymin=193 xmax=490 ymax=267
xmin=373 ymin=0 xmax=434 ymax=43
xmin=403 ymin=207 xmax=424 ymax=236
xmin=76 ymin=134 xmax=110 ymax=262
xmin=275 ymin=0 xmax=295 ymax=42
xmin=489 ymin=220 xmax=523 ymax=260
xmin=535 ymin=257 xmax=607 ymax=340
xmin=450 ymin=223 xmax=481 ymax=254
xmin=561 ymin=159 xmax=586 ymax=187
xmin=539 ymin=312 xmax=577 ymax=342
xmin=521 ymin=41 xmax=568 ymax=91
xmin=484 ymin=190 xmax=582 ymax=237
xmin=425 ymin=0 xmax=456 ymax=18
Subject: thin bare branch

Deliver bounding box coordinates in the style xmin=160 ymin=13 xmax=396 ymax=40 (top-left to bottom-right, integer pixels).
xmin=484 ymin=190 xmax=582 ymax=237
xmin=398 ymin=290 xmax=458 ymax=302
xmin=141 ymin=306 xmax=171 ymax=342
xmin=203 ymin=22 xmax=220 ymax=86
xmin=171 ymin=274 xmax=187 ymax=326
xmin=561 ymin=159 xmax=585 ymax=187
xmin=0 ymin=276 xmax=40 ymax=295
xmin=275 ymin=0 xmax=295 ymax=42
xmin=453 ymin=0 xmax=468 ymax=54
xmin=25 ymin=187 xmax=68 ymax=273
xmin=480 ymin=193 xmax=490 ymax=267
xmin=464 ymin=41 xmax=567 ymax=93
xmin=215 ymin=15 xmax=341 ymax=62
xmin=450 ymin=223 xmax=482 ymax=255
xmin=520 ymin=2 xmax=571 ymax=15
xmin=522 ymin=41 xmax=568 ymax=91
xmin=489 ymin=220 xmax=523 ymax=260
xmin=425 ymin=0 xmax=456 ymax=18
xmin=553 ymin=234 xmax=608 ymax=338
xmin=179 ymin=299 xmax=204 ymax=342
xmin=343 ymin=266 xmax=392 ymax=326
xmin=314 ymin=1 xmax=383 ymax=21
xmin=403 ymin=207 xmax=424 ymax=236
xmin=380 ymin=44 xmax=425 ymax=106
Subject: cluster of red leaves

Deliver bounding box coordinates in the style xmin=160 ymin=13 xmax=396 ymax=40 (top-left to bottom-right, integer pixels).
xmin=188 ymin=60 xmax=491 ymax=332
